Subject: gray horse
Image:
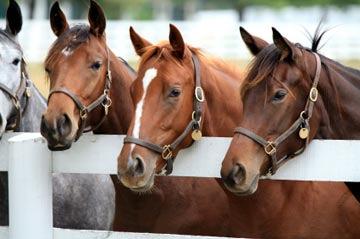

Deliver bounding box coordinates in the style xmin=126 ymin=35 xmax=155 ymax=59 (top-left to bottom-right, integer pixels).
xmin=0 ymin=0 xmax=115 ymax=229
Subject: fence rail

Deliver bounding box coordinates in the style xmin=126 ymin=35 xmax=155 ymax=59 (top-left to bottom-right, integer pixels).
xmin=1 ymin=20 xmax=359 ymax=63
xmin=0 ymin=132 xmax=359 ymax=239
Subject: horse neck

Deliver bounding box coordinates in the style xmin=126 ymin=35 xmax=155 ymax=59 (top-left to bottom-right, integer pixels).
xmin=315 ymin=57 xmax=360 ymax=139
xmin=94 ymin=51 xmax=135 ymax=135
xmin=199 ymin=58 xmax=243 ymax=137
xmin=18 ymin=82 xmax=47 ymax=132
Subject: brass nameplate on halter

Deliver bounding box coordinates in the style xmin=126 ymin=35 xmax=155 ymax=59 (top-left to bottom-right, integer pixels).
xmin=299 ymin=127 xmax=309 ymax=139
xmin=191 ymin=129 xmax=202 ymax=141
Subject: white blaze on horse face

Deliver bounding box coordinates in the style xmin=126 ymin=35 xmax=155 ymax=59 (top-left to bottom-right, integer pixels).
xmin=130 ymin=68 xmax=157 ymax=153
xmin=61 ymin=46 xmax=73 ymax=57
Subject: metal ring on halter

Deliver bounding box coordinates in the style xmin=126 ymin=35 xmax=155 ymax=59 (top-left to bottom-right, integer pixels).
xmin=80 ymin=109 xmax=88 ymax=120
xmin=195 ymin=86 xmax=205 ymax=102
xmin=264 ymin=141 xmax=276 ymax=155
xmin=102 ymin=96 xmax=112 ymax=115
xmin=300 ymin=110 xmax=308 ymax=120
xmin=309 ymin=87 xmax=318 ymax=102
xmin=192 ymin=111 xmax=202 ymax=123
xmin=162 ymin=145 xmax=173 ymax=160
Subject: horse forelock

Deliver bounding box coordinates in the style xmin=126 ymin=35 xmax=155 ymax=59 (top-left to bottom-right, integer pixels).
xmin=45 ymin=24 xmax=103 ymax=68
xmin=138 ymin=41 xmax=242 ymax=80
xmin=0 ymin=29 xmax=21 ymax=52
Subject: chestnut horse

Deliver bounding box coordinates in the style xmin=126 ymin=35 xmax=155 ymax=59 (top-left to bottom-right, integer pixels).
xmin=41 ymin=1 xmax=230 ymax=236
xmin=221 ymin=27 xmax=360 ymax=237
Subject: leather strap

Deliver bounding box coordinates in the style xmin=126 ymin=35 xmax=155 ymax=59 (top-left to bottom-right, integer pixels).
xmin=123 ymin=53 xmax=204 ymax=175
xmin=0 ymin=65 xmax=32 ymax=131
xmin=234 ymin=53 xmax=322 ymax=175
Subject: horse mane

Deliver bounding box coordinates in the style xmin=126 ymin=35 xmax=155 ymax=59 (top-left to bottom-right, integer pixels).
xmin=138 ymin=41 xmax=242 ymax=79
xmin=240 ymin=26 xmax=331 ymax=97
xmin=45 ymin=24 xmax=100 ymax=68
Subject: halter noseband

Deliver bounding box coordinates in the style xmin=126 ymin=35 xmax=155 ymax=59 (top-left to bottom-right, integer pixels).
xmin=234 ymin=53 xmax=322 ymax=175
xmin=0 ymin=63 xmax=32 ymax=131
xmin=123 ymin=54 xmax=204 ymax=175
xmin=48 ymin=47 xmax=112 ymax=141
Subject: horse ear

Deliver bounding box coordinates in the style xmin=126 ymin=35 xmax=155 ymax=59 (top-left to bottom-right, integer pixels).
xmin=240 ymin=27 xmax=268 ymax=56
xmin=88 ymin=0 xmax=106 ymax=37
xmin=169 ymin=24 xmax=185 ymax=59
xmin=50 ymin=1 xmax=69 ymax=37
xmin=272 ymin=27 xmax=300 ymax=61
xmin=6 ymin=0 xmax=22 ymax=36
xmin=129 ymin=27 xmax=152 ymax=56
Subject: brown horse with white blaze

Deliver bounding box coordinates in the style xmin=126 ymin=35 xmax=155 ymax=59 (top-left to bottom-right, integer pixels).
xmin=117 ymin=24 xmax=243 ymax=190
xmin=220 ymin=27 xmax=360 ymax=237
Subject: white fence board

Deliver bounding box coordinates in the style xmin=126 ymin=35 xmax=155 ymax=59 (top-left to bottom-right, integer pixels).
xmin=0 ymin=226 xmax=8 ymax=238
xmin=0 ymin=227 xmax=238 ymax=239
xmin=53 ymin=228 xmax=238 ymax=239
xmin=0 ymin=133 xmax=359 ymax=181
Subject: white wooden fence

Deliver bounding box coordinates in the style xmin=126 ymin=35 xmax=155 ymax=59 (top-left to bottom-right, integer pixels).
xmin=0 ymin=132 xmax=359 ymax=239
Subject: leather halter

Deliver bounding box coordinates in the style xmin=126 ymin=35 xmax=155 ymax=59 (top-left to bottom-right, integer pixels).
xmin=234 ymin=53 xmax=322 ymax=175
xmin=48 ymin=48 xmax=112 ymax=141
xmin=0 ymin=61 xmax=32 ymax=131
xmin=123 ymin=54 xmax=204 ymax=175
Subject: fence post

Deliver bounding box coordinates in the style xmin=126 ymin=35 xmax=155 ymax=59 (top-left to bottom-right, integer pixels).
xmin=8 ymin=133 xmax=53 ymax=239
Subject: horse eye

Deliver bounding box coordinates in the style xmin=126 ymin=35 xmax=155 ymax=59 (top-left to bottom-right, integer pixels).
xmin=91 ymin=61 xmax=102 ymax=70
xmin=169 ymin=88 xmax=181 ymax=98
xmin=272 ymin=90 xmax=287 ymax=102
xmin=12 ymin=58 xmax=20 ymax=66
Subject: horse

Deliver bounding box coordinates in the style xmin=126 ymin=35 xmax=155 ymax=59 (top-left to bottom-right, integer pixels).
xmin=0 ymin=0 xmax=115 ymax=230
xmin=220 ymin=26 xmax=360 ymax=237
xmin=40 ymin=1 xmax=232 ymax=236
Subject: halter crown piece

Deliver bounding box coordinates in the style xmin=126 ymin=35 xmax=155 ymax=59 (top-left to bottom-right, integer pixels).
xmin=234 ymin=53 xmax=322 ymax=175
xmin=123 ymin=53 xmax=204 ymax=175
xmin=0 ymin=62 xmax=32 ymax=131
xmin=48 ymin=47 xmax=112 ymax=141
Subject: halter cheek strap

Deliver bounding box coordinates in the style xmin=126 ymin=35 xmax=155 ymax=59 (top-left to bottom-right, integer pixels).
xmin=234 ymin=53 xmax=322 ymax=175
xmin=123 ymin=54 xmax=204 ymax=175
xmin=0 ymin=66 xmax=32 ymax=131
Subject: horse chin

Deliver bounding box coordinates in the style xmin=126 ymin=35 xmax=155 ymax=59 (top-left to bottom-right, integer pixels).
xmin=225 ymin=174 xmax=260 ymax=196
xmin=122 ymin=172 xmax=156 ymax=194
xmin=48 ymin=143 xmax=72 ymax=151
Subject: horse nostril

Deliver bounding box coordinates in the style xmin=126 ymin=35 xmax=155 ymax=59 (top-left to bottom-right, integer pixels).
xmin=225 ymin=164 xmax=246 ymax=187
xmin=129 ymin=155 xmax=145 ymax=177
xmin=40 ymin=115 xmax=51 ymax=136
xmin=0 ymin=114 xmax=3 ymax=128
xmin=57 ymin=114 xmax=71 ymax=137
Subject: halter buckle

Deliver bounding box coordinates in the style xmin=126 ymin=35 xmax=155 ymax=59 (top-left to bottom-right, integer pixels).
xmin=80 ymin=109 xmax=88 ymax=120
xmin=309 ymin=87 xmax=318 ymax=102
xmin=162 ymin=145 xmax=173 ymax=160
xmin=192 ymin=111 xmax=202 ymax=123
xmin=264 ymin=142 xmax=276 ymax=155
xmin=12 ymin=98 xmax=20 ymax=110
xmin=195 ymin=87 xmax=205 ymax=102
xmin=102 ymin=96 xmax=112 ymax=115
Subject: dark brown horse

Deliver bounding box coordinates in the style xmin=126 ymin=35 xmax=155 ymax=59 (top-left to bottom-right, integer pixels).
xmin=221 ymin=27 xmax=360 ymax=237
xmin=40 ymin=1 xmax=230 ymax=236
